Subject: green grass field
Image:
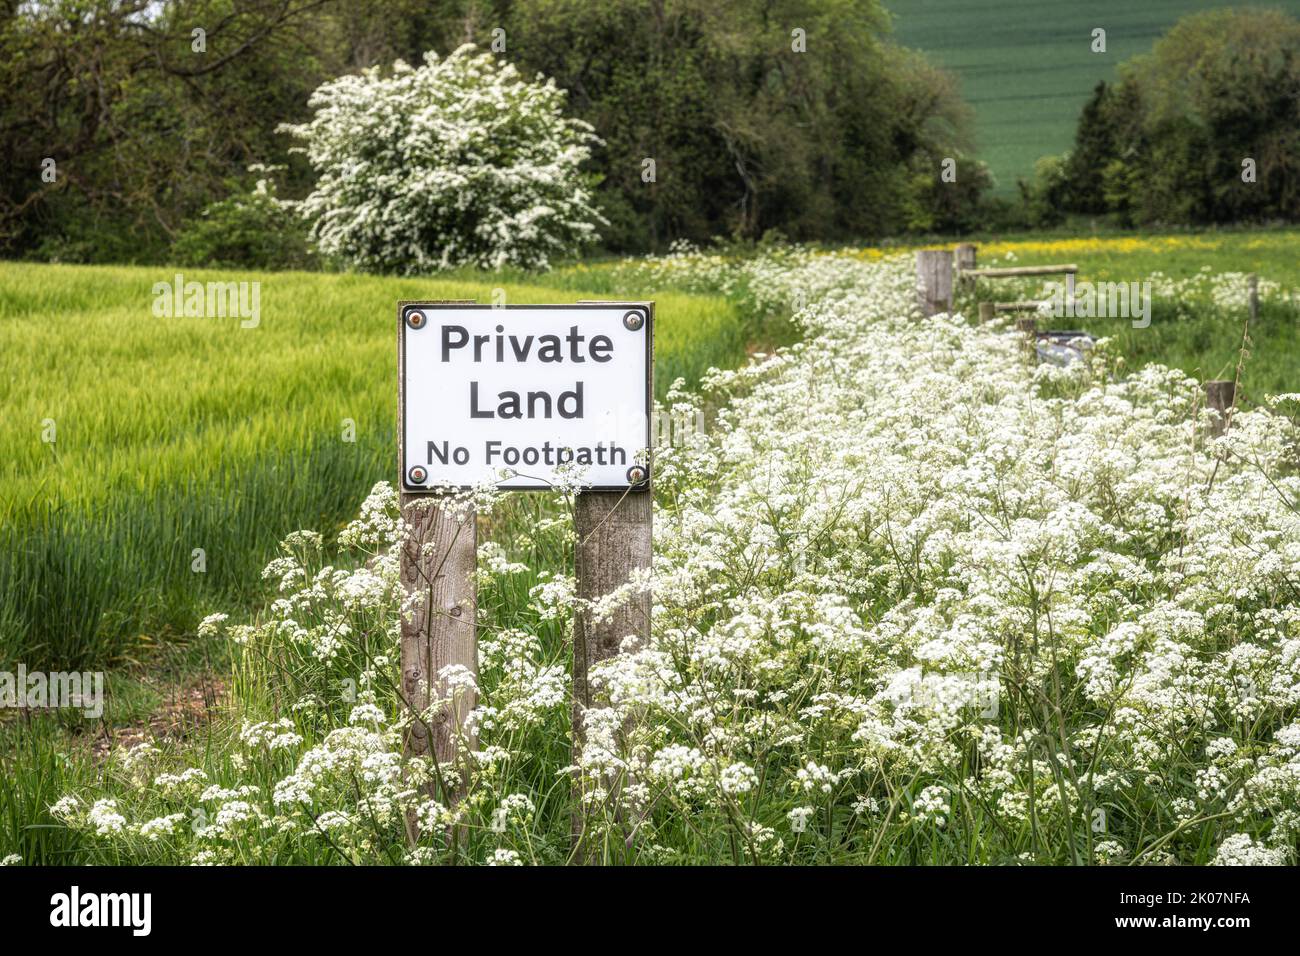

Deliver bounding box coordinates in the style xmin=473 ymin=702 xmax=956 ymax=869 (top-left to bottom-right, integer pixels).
xmin=887 ymin=0 xmax=1300 ymax=194
xmin=0 ymin=263 xmax=761 ymax=671
xmin=950 ymin=230 xmax=1300 ymax=398
xmin=857 ymin=228 xmax=1299 ymax=397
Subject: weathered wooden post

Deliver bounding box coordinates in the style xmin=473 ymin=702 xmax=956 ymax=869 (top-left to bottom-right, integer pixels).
xmin=571 ymin=486 xmax=651 ymax=856
xmin=569 ymin=302 xmax=654 ymax=859
xmin=1204 ymin=379 xmax=1236 ymax=437
xmin=573 ymin=490 xmax=651 ymax=710
xmin=398 ymin=494 xmax=477 ymax=771
xmin=1248 ymin=274 xmax=1259 ymax=326
xmin=915 ymin=250 xmax=954 ymax=316
xmin=979 ymin=302 xmax=994 ymax=324
xmin=955 ymin=243 xmax=977 ymax=290
xmin=397 ymin=302 xmax=479 ymax=808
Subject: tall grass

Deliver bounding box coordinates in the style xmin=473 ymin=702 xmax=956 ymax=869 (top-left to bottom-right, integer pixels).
xmin=0 ymin=263 xmax=757 ymax=670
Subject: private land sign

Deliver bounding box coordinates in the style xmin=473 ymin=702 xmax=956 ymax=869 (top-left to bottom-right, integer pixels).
xmin=399 ymin=302 xmax=652 ymax=491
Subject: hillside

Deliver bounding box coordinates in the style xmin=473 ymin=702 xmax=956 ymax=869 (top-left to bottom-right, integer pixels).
xmin=887 ymin=0 xmax=1300 ymax=194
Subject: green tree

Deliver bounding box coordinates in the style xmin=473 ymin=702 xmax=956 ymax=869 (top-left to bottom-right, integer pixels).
xmin=0 ymin=0 xmax=347 ymax=260
xmin=1057 ymin=7 xmax=1300 ymax=226
xmin=496 ymin=0 xmax=978 ymax=249
xmin=0 ymin=0 xmax=982 ymax=261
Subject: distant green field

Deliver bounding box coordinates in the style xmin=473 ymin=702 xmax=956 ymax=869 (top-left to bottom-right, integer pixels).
xmin=0 ymin=264 xmax=752 ymax=670
xmin=887 ymin=0 xmax=1300 ymax=194
xmin=949 ymin=230 xmax=1300 ymax=398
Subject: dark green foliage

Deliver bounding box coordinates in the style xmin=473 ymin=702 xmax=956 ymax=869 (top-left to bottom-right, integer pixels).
xmin=907 ymin=154 xmax=994 ymax=233
xmin=1016 ymin=156 xmax=1069 ymax=228
xmin=1054 ymin=8 xmax=1300 ymax=226
xmin=0 ymin=0 xmax=981 ymax=260
xmin=1059 ymin=83 xmax=1119 ymax=215
xmin=171 ymin=175 xmax=314 ymax=270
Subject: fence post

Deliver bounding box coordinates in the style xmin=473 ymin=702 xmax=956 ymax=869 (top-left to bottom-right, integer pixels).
xmin=397 ymin=302 xmax=480 ymax=821
xmin=1248 ymin=274 xmax=1259 ymax=326
xmin=916 ymin=250 xmax=954 ymax=316
xmin=979 ymin=302 xmax=994 ymax=324
xmin=572 ymin=488 xmax=652 ymax=854
xmin=1204 ymin=380 xmax=1236 ymax=438
xmin=399 ymin=492 xmax=478 ymax=755
xmin=955 ymin=242 xmax=977 ymax=278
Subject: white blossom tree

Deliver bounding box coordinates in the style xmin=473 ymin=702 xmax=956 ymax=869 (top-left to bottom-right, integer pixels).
xmin=282 ymin=45 xmax=604 ymax=273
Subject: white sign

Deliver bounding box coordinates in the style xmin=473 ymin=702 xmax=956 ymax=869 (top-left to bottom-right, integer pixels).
xmin=400 ymin=303 xmax=652 ymax=490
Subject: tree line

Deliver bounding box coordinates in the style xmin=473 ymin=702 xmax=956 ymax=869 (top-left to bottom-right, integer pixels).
xmin=1 ymin=2 xmax=1295 ymax=269
xmin=1020 ymin=7 xmax=1300 ymax=228
xmin=0 ymin=0 xmax=983 ymax=263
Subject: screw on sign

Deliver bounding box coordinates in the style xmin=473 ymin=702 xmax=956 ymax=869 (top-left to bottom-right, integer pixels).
xmin=396 ymin=300 xmax=653 ymax=851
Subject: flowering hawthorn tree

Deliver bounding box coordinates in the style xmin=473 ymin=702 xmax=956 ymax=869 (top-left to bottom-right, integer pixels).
xmin=282 ymin=45 xmax=604 ymax=273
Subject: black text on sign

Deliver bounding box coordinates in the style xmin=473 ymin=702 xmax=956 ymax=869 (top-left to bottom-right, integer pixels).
xmin=400 ymin=303 xmax=652 ymax=490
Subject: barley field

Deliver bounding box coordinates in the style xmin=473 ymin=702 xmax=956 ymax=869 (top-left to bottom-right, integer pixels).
xmin=0 ymin=263 xmax=765 ymax=671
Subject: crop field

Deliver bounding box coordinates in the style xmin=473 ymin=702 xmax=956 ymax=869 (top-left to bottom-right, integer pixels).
xmin=0 ymin=263 xmax=766 ymax=672
xmin=887 ymin=0 xmax=1300 ymax=193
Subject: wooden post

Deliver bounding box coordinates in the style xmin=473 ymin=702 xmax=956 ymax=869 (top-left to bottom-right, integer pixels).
xmin=397 ymin=301 xmax=479 ymax=811
xmin=915 ymin=250 xmax=954 ymax=316
xmin=979 ymin=302 xmax=994 ymax=324
xmin=955 ymin=243 xmax=977 ymax=272
xmin=1248 ymin=274 xmax=1259 ymax=326
xmin=571 ymin=488 xmax=652 ymax=853
xmin=955 ymin=244 xmax=977 ymax=297
xmin=955 ymin=243 xmax=977 ymax=284
xmin=573 ymin=490 xmax=652 ymax=705
xmin=399 ymin=495 xmax=477 ymax=766
xmin=1204 ymin=380 xmax=1236 ymax=437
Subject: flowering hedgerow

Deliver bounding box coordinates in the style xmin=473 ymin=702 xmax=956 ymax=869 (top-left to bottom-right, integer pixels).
xmin=51 ymin=251 xmax=1300 ymax=865
xmin=282 ymin=45 xmax=604 ymax=273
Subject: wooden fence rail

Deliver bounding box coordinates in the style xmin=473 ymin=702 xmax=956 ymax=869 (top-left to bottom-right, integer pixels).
xmin=963 ymin=264 xmax=1078 ymax=279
